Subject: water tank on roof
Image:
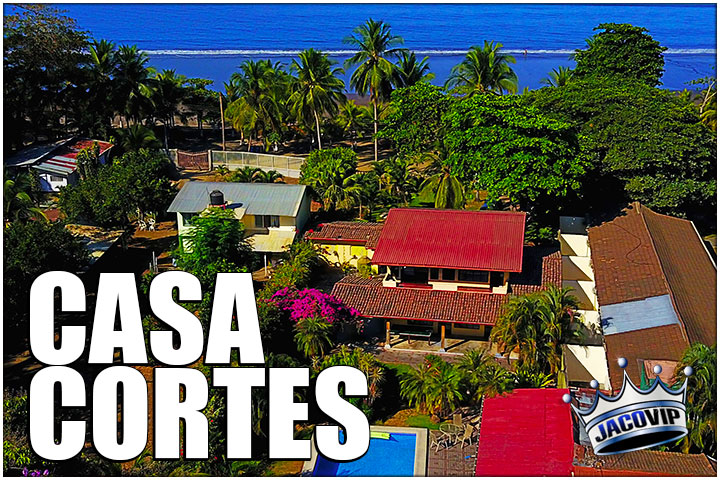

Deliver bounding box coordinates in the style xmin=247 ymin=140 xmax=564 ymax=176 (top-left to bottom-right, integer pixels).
xmin=209 ymin=190 xmax=224 ymax=206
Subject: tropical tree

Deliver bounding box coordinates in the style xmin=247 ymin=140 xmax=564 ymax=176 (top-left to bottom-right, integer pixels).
xmin=573 ymin=23 xmax=667 ymax=87
xmin=85 ymin=39 xmax=118 ymax=136
xmin=394 ymin=51 xmax=434 ymax=87
xmin=399 ymin=355 xmax=464 ymax=417
xmin=372 ymin=156 xmax=420 ymax=204
xmin=143 ymin=69 xmax=187 ymax=150
xmin=446 ymin=41 xmax=518 ymax=95
xmin=227 ymin=166 xmax=261 ymax=183
xmin=300 ymin=147 xmax=360 ymax=211
xmin=416 ymin=163 xmax=465 ymax=209
xmin=541 ymin=66 xmax=574 ymax=87
xmin=315 ymin=346 xmax=386 ymax=405
xmin=674 ymin=343 xmax=716 ymax=457
xmin=344 ymin=18 xmax=406 ymax=161
xmin=491 ymin=293 xmax=545 ymax=370
xmin=337 ymin=99 xmax=370 ymax=140
xmin=294 ymin=316 xmax=333 ymax=360
xmin=183 ymin=78 xmax=219 ymax=138
xmin=114 ymin=45 xmax=152 ymax=125
xmin=253 ymin=169 xmax=284 ymax=183
xmin=4 ymin=170 xmax=46 ymax=224
xmin=226 ymin=59 xmax=287 ymax=151
xmin=114 ymin=124 xmax=162 ymax=152
xmin=289 ymin=49 xmax=346 ymax=149
xmin=538 ymin=286 xmax=583 ymax=375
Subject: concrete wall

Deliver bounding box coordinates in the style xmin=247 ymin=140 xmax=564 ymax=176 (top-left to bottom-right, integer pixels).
xmin=560 ymin=233 xmax=590 ymax=257
xmin=562 ymin=255 xmax=594 ymax=282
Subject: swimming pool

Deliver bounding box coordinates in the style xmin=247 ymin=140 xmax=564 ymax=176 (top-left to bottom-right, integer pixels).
xmin=304 ymin=426 xmax=428 ymax=477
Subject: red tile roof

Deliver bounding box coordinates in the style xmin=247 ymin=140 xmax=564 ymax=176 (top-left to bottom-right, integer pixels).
xmin=574 ymin=448 xmax=716 ymax=476
xmin=588 ymin=203 xmax=716 ymax=345
xmin=603 ymin=324 xmax=689 ymax=393
xmin=475 ymin=389 xmax=574 ymax=476
xmin=371 ymin=208 xmax=526 ymax=272
xmin=332 ymin=247 xmax=561 ymax=325
xmin=306 ymin=221 xmax=384 ymax=249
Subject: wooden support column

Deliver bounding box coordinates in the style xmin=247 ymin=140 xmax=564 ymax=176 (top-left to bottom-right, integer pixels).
xmin=440 ymin=324 xmax=446 ymax=351
xmin=385 ymin=321 xmax=391 ymax=348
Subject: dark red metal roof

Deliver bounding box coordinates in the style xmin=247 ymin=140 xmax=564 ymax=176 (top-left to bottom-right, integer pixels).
xmin=475 ymin=388 xmax=574 ymax=477
xmin=371 ymin=208 xmax=526 ymax=272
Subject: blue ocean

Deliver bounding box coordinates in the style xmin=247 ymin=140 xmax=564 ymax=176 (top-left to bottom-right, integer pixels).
xmin=43 ymin=3 xmax=718 ymax=91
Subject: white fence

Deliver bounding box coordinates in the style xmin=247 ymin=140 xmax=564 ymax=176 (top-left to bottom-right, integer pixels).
xmin=210 ymin=150 xmax=305 ymax=178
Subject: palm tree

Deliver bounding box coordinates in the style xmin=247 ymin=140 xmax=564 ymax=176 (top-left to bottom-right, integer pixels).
xmin=227 ymin=60 xmax=287 ymax=152
xmin=538 ymin=286 xmax=583 ymax=376
xmin=400 ymin=355 xmax=464 ymax=417
xmin=417 ymin=164 xmax=465 ymax=209
xmin=337 ymin=100 xmax=369 ymax=141
xmin=394 ymin=51 xmax=434 ymax=87
xmin=294 ymin=316 xmax=333 ymax=359
xmin=253 ymin=169 xmax=284 ymax=183
xmin=446 ymin=41 xmax=518 ymax=96
xmin=541 ymin=66 xmax=574 ymax=87
xmin=300 ymin=153 xmax=360 ymax=211
xmin=86 ymin=39 xmax=118 ymax=132
xmin=344 ymin=18 xmax=406 ymax=161
xmin=315 ymin=346 xmax=385 ymax=405
xmin=228 ymin=166 xmax=262 ymax=183
xmin=399 ymin=361 xmax=436 ymax=413
xmin=143 ymin=69 xmax=187 ymax=151
xmin=114 ymin=124 xmax=161 ymax=152
xmin=372 ymin=156 xmax=420 ymax=204
xmin=674 ymin=343 xmax=716 ymax=456
xmin=114 ymin=45 xmax=152 ymax=125
xmin=4 ymin=170 xmax=46 ymax=224
xmin=289 ymin=49 xmax=346 ymax=149
xmin=491 ymin=293 xmax=545 ymax=369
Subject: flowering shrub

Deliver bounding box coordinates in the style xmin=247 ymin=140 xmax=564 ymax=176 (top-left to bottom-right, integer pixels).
xmin=268 ymin=287 xmax=361 ymax=327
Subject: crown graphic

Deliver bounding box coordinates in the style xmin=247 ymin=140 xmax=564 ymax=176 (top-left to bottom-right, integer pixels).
xmin=564 ymin=358 xmax=692 ymax=456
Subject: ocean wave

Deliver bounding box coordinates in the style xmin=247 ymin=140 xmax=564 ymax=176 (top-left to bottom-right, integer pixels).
xmin=142 ymin=47 xmax=716 ymax=56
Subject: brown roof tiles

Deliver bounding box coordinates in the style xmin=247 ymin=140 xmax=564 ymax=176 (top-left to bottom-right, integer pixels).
xmin=306 ymin=221 xmax=384 ymax=249
xmin=575 ymin=448 xmax=716 ymax=476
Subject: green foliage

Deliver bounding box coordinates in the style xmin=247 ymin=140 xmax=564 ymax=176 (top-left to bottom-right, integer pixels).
xmin=459 ymin=349 xmax=514 ymax=401
xmin=294 ymin=316 xmax=333 ymax=359
xmin=399 ymin=355 xmax=464 ymax=417
xmin=314 ymin=346 xmax=386 ymax=407
xmin=491 ymin=285 xmax=583 ymax=377
xmin=114 ymin=124 xmax=162 ymax=153
xmin=446 ymin=41 xmax=518 ymax=95
xmin=58 ymin=149 xmax=177 ymax=228
xmin=4 ymin=221 xmax=89 ymax=351
xmin=4 ymin=4 xmax=89 ymax=152
xmin=443 ymin=93 xmax=588 ymax=211
xmin=530 ymin=77 xmax=716 ymax=220
xmin=673 ymin=343 xmax=716 ymax=457
xmin=76 ymin=141 xmax=101 ymax=180
xmin=300 ymin=147 xmax=360 ymax=211
xmin=379 ymin=83 xmax=453 ymax=158
xmin=574 ymin=23 xmax=667 ymax=87
xmin=417 ymin=164 xmax=466 ymax=209
xmin=175 ymin=207 xmax=254 ymax=276
xmin=4 ymin=170 xmax=47 ymax=224
xmin=541 ymin=66 xmax=574 ymax=87
xmin=394 ymin=51 xmax=434 ymax=88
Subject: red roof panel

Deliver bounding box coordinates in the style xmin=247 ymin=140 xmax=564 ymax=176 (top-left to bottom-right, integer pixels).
xmin=371 ymin=208 xmax=526 ymax=272
xmin=475 ymin=388 xmax=574 ymax=477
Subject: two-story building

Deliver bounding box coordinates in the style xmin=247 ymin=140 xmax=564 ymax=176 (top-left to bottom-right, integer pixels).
xmin=331 ymin=208 xmax=563 ymax=348
xmin=167 ymin=181 xmax=312 ymax=255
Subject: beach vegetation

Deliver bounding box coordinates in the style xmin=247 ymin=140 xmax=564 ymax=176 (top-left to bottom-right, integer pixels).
xmin=344 ymin=18 xmax=407 ymax=161
xmin=573 ymin=23 xmax=667 ymax=87
xmin=541 ymin=66 xmax=574 ymax=87
xmin=300 ymin=147 xmax=360 ymax=211
xmin=445 ymin=41 xmax=518 ymax=95
xmin=113 ymin=124 xmax=162 ymax=153
xmin=673 ymin=343 xmax=716 ymax=457
xmin=394 ymin=51 xmax=435 ymax=87
xmin=3 ymin=170 xmax=47 ymax=224
xmin=289 ymin=49 xmax=347 ymax=149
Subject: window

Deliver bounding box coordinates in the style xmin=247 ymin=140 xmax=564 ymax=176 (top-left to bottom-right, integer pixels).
xmin=50 ymin=175 xmax=64 ymax=182
xmin=429 ymin=268 xmax=439 ymax=280
xmin=441 ymin=269 xmax=456 ymax=281
xmin=453 ymin=323 xmax=480 ymax=330
xmin=181 ymin=213 xmax=195 ymax=226
xmin=255 ymin=215 xmax=281 ymax=228
xmin=389 ymin=266 xmax=401 ymax=279
xmin=490 ymin=271 xmax=505 ymax=287
xmin=458 ymin=270 xmax=490 ymax=283
xmin=408 ymin=320 xmax=431 ymax=327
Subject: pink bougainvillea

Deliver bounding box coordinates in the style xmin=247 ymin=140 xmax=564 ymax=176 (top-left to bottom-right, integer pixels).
xmin=268 ymin=287 xmax=361 ymax=326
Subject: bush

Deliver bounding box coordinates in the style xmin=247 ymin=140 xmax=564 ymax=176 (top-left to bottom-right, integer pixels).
xmin=58 ymin=149 xmax=177 ymax=228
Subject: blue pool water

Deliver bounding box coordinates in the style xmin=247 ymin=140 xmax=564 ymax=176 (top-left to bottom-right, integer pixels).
xmin=313 ymin=432 xmax=417 ymax=477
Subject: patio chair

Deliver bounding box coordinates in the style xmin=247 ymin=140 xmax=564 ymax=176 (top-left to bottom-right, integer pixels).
xmin=460 ymin=424 xmax=474 ymax=449
xmin=453 ymin=413 xmax=463 ymax=427
xmin=429 ymin=430 xmax=444 ymax=452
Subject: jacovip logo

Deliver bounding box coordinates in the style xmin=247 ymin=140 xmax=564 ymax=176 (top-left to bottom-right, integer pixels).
xmin=563 ymin=357 xmax=692 ymax=455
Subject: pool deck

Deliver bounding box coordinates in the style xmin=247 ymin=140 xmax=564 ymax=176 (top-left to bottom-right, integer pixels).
xmin=302 ymin=425 xmax=429 ymax=476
